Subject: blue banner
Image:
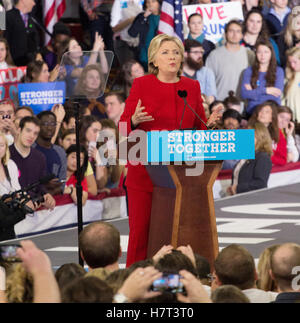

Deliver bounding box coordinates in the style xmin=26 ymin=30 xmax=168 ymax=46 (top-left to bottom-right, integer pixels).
xmin=18 ymin=82 xmax=66 ymax=114
xmin=147 ymin=129 xmax=255 ymax=163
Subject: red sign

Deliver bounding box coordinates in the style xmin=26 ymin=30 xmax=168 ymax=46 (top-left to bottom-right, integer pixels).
xmin=0 ymin=66 xmax=27 ymax=101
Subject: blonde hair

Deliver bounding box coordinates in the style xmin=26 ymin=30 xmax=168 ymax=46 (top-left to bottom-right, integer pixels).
xmin=284 ymin=46 xmax=300 ymax=96
xmin=251 ymin=122 xmax=273 ymax=156
xmin=148 ymin=34 xmax=184 ymax=77
xmin=284 ymin=12 xmax=300 ymax=47
xmin=257 ymin=244 xmax=280 ymax=291
xmin=0 ymin=132 xmax=10 ymax=165
xmin=6 ymin=263 xmax=34 ymax=303
xmin=85 ymin=267 xmax=111 ymax=281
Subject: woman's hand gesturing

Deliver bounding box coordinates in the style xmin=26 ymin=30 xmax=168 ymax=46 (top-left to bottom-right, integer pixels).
xmin=131 ymin=99 xmax=154 ymax=127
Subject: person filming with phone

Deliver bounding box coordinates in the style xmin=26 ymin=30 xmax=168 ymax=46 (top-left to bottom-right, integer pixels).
xmin=0 ymin=100 xmax=18 ymax=146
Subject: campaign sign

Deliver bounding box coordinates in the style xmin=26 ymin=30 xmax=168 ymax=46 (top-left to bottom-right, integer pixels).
xmin=182 ymin=2 xmax=244 ymax=44
xmin=0 ymin=66 xmax=27 ymax=101
xmin=18 ymin=82 xmax=66 ymax=114
xmin=147 ymin=129 xmax=255 ymax=163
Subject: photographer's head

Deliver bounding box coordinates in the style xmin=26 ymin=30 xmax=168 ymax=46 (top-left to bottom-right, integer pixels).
xmin=214 ymin=244 xmax=256 ymax=291
xmin=154 ymin=249 xmax=197 ymax=277
xmin=78 ymin=221 xmax=121 ymax=270
xmin=61 ymin=276 xmax=114 ymax=303
xmin=270 ymin=243 xmax=300 ymax=292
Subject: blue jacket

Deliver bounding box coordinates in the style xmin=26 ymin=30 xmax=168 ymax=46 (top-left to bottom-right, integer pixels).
xmin=265 ymin=10 xmax=290 ymax=39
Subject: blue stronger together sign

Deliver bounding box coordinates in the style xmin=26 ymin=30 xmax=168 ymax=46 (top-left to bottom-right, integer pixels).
xmin=147 ymin=129 xmax=255 ymax=163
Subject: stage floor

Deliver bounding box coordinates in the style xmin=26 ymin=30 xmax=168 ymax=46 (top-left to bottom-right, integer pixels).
xmin=8 ymin=182 xmax=300 ymax=269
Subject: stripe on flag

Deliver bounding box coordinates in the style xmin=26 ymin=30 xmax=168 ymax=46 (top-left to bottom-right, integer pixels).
xmin=43 ymin=0 xmax=66 ymax=45
xmin=158 ymin=0 xmax=183 ymax=41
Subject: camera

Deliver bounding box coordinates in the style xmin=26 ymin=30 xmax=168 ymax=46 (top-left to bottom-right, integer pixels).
xmin=0 ymin=244 xmax=21 ymax=262
xmin=151 ymin=273 xmax=184 ymax=293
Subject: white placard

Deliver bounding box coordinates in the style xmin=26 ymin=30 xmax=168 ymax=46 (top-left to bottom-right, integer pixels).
xmin=183 ymin=2 xmax=244 ymax=44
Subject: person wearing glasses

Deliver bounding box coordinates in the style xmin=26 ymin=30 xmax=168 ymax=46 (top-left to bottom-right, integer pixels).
xmin=32 ymin=111 xmax=67 ymax=195
xmin=183 ymin=39 xmax=217 ymax=106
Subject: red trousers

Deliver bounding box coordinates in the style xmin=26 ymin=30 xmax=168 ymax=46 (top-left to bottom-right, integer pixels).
xmin=126 ymin=187 xmax=152 ymax=267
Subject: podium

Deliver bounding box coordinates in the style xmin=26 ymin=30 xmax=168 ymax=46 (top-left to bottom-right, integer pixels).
xmin=145 ymin=161 xmax=222 ymax=269
xmin=123 ymin=128 xmax=254 ymax=269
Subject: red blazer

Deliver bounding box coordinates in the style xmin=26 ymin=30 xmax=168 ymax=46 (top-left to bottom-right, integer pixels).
xmin=271 ymin=129 xmax=287 ymax=166
xmin=119 ymin=74 xmax=207 ymax=192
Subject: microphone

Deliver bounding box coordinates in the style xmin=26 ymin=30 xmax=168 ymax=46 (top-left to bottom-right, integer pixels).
xmin=177 ymin=90 xmax=209 ymax=130
xmin=178 ymin=90 xmax=187 ymax=98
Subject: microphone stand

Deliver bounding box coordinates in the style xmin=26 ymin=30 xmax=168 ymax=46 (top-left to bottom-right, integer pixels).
xmin=178 ymin=91 xmax=210 ymax=130
xmin=183 ymin=96 xmax=209 ymax=129
xmin=179 ymin=100 xmax=187 ymax=130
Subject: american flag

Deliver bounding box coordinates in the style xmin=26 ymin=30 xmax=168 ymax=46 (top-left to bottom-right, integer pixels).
xmin=158 ymin=0 xmax=184 ymax=41
xmin=43 ymin=0 xmax=66 ymax=45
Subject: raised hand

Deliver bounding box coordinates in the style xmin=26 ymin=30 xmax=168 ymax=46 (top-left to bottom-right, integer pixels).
xmin=117 ymin=266 xmax=162 ymax=302
xmin=177 ymin=270 xmax=211 ymax=303
xmin=207 ymin=104 xmax=223 ymax=127
xmin=93 ymin=32 xmax=105 ymax=52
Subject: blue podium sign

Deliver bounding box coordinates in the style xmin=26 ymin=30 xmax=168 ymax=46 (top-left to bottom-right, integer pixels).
xmin=147 ymin=129 xmax=255 ymax=163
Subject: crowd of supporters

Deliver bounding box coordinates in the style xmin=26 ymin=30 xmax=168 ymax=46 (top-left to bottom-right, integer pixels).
xmin=0 ymin=0 xmax=299 ymax=303
xmin=1 ymin=221 xmax=300 ymax=303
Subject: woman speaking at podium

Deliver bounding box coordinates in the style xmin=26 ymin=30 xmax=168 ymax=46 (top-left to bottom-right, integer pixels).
xmin=119 ymin=34 xmax=221 ymax=266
